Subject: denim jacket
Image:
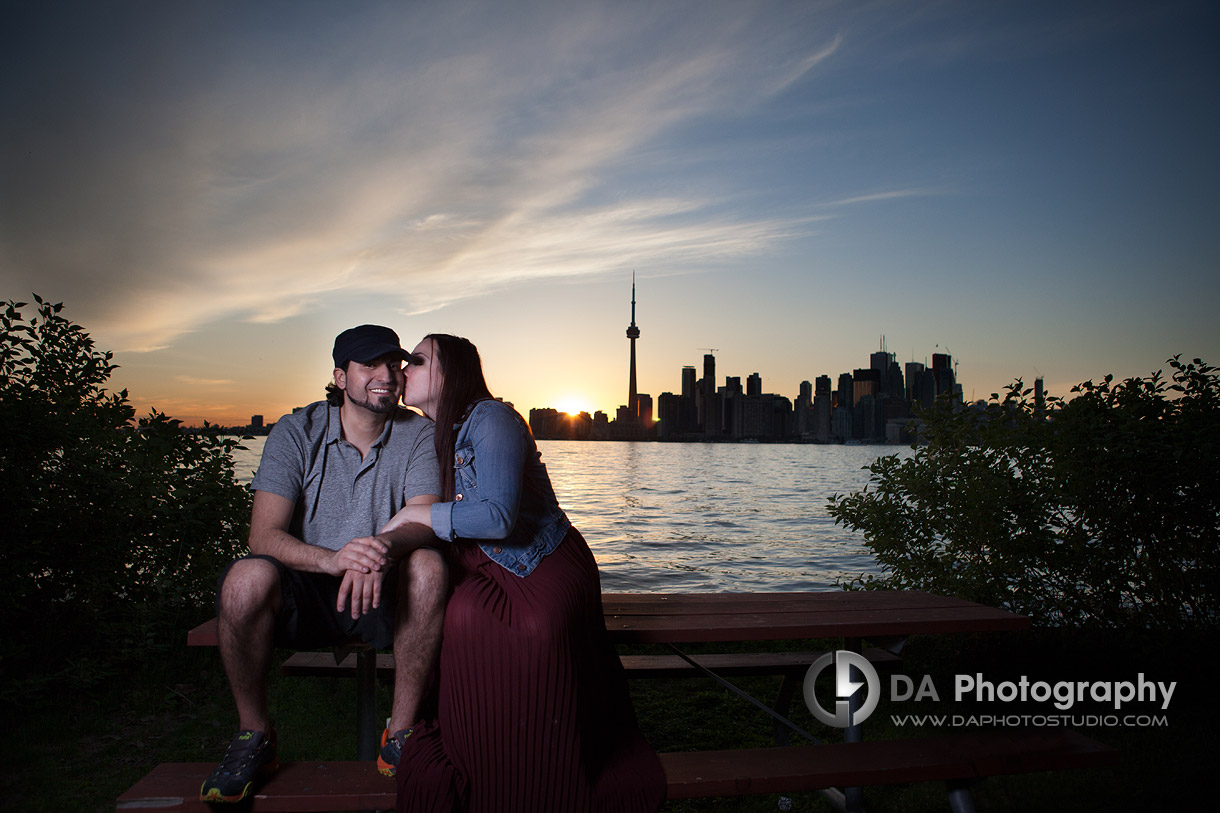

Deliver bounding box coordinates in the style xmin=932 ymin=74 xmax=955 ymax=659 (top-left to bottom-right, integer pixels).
xmin=430 ymin=399 xmax=571 ymax=577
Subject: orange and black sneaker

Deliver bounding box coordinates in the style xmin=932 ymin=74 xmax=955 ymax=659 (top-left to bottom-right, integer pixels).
xmin=200 ymin=727 xmax=279 ymax=803
xmin=377 ymin=726 xmax=414 ymax=777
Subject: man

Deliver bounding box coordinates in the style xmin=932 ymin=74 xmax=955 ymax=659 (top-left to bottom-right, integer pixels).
xmin=201 ymin=325 xmax=445 ymax=803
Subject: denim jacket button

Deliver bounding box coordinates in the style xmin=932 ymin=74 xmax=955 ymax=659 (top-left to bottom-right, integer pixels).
xmin=493 ymin=546 xmax=503 ymax=554
xmin=456 ymin=456 xmax=464 ymax=465
xmin=455 ymin=494 xmax=463 ymax=501
xmin=516 ymin=563 xmax=526 ymax=571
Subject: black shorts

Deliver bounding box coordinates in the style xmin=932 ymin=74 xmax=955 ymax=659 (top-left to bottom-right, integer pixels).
xmin=216 ymin=554 xmax=399 ymax=650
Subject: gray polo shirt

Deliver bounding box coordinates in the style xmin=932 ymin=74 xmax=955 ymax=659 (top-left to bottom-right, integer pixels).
xmin=252 ymin=401 xmax=440 ymax=551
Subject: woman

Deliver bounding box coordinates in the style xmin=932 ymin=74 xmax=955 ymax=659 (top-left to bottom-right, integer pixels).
xmin=384 ymin=334 xmax=665 ymax=813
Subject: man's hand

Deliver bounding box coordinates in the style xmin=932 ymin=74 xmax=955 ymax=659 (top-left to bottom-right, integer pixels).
xmin=331 ymin=536 xmax=391 ymax=619
xmin=329 ymin=536 xmax=391 ymax=577
xmin=337 ymin=569 xmax=384 ymax=619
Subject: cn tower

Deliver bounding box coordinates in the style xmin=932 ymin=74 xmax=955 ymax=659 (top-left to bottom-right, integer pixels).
xmin=626 ymin=273 xmax=640 ymax=421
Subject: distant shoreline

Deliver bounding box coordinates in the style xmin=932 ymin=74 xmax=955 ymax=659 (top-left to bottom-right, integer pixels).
xmin=201 ymin=427 xmax=907 ymax=446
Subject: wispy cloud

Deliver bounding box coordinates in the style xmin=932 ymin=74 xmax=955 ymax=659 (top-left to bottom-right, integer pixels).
xmin=824 ymin=188 xmax=945 ymax=207
xmin=175 ymin=376 xmax=236 ymax=387
xmin=1 ymin=1 xmax=847 ymax=353
xmin=768 ymin=33 xmax=844 ymax=95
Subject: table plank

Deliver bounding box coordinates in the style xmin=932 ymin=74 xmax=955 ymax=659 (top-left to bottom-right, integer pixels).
xmin=116 ymin=761 xmax=393 ymax=812
xmin=602 ymin=591 xmax=1003 ymax=614
xmin=600 ymin=591 xmax=1028 ymax=643
xmin=187 ymin=618 xmax=218 ymax=647
xmin=189 ymin=591 xmax=1029 ymax=648
xmin=606 ymin=607 xmax=1027 ymax=643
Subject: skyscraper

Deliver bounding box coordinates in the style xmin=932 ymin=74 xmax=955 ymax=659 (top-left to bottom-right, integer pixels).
xmin=626 ymin=273 xmax=640 ymax=422
xmin=680 ymin=365 xmax=697 ymax=433
xmin=699 ymin=352 xmax=720 ymax=434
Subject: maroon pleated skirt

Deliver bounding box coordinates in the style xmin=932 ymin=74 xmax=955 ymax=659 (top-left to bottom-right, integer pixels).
xmin=396 ymin=527 xmax=666 ymax=812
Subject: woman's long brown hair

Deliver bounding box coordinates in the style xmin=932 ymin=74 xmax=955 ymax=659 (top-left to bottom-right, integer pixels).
xmin=424 ymin=333 xmax=493 ymax=501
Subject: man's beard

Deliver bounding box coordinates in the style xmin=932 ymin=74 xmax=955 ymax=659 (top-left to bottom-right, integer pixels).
xmin=347 ymin=389 xmax=398 ymax=414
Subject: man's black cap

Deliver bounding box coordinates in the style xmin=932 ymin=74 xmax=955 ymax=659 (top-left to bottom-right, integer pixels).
xmin=332 ymin=325 xmax=410 ymax=368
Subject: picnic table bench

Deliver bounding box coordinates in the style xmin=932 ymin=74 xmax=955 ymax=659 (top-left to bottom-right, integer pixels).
xmin=118 ymin=729 xmax=1116 ymax=811
xmin=119 ymin=591 xmax=1118 ymax=812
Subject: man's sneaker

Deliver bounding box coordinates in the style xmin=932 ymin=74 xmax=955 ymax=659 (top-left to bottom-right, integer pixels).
xmin=377 ymin=726 xmax=413 ymax=777
xmin=200 ymin=728 xmax=279 ymax=803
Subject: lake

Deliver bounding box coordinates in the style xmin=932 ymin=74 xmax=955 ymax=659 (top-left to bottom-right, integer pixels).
xmin=230 ymin=437 xmax=910 ymax=593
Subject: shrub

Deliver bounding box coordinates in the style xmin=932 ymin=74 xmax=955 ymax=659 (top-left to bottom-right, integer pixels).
xmin=0 ymin=296 xmax=252 ymax=699
xmin=829 ymin=356 xmax=1219 ymax=628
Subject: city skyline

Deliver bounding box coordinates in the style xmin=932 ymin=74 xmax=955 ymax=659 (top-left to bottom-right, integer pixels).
xmin=3 ymin=1 xmax=1217 ymax=426
xmin=530 ymin=294 xmax=961 ymax=443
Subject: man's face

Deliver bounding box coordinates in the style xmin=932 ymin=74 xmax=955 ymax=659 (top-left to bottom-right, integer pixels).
xmin=334 ymin=353 xmax=405 ymax=415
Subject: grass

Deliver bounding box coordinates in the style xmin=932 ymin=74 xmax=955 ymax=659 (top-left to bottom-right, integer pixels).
xmin=2 ymin=630 xmax=1213 ymax=812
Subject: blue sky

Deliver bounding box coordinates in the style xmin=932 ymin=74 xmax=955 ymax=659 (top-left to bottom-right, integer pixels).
xmin=2 ymin=0 xmax=1217 ymax=424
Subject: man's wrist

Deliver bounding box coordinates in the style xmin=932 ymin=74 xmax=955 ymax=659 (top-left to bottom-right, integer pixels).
xmin=322 ymin=546 xmax=345 ymax=576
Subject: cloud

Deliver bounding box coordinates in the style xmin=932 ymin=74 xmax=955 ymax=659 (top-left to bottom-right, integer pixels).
xmin=175 ymin=376 xmax=236 ymax=387
xmin=2 ymin=1 xmax=846 ymax=353
xmin=824 ymin=188 xmax=944 ymax=207
xmin=768 ymin=33 xmax=844 ymax=95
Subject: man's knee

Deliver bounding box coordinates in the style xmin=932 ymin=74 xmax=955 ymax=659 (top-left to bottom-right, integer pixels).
xmin=219 ymin=557 xmax=281 ymax=619
xmin=403 ymin=548 xmax=447 ymax=606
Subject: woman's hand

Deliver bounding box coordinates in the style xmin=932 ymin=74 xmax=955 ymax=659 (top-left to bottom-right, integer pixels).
xmin=380 ymin=502 xmax=433 ymax=534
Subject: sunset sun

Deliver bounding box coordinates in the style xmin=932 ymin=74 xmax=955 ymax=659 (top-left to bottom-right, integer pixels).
xmin=556 ymin=396 xmax=593 ymax=416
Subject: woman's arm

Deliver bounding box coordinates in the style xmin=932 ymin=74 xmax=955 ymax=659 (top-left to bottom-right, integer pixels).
xmin=380 ymin=501 xmax=433 ymax=534
xmin=375 ymin=494 xmax=441 ymax=555
xmin=435 ymin=403 xmax=529 ymax=541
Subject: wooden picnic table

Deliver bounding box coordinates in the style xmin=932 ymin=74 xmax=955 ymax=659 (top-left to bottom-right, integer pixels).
xmin=138 ymin=591 xmax=1116 ymax=812
xmin=187 ymin=590 xmax=1029 ymax=798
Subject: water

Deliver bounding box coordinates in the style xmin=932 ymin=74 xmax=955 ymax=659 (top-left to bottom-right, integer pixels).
xmin=230 ymin=438 xmax=911 ymax=593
